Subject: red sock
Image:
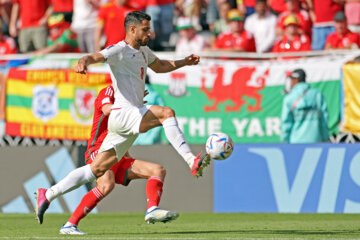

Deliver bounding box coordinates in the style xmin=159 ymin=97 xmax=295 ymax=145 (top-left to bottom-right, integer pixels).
xmin=68 ymin=187 xmax=104 ymax=226
xmin=146 ymin=177 xmax=163 ymax=210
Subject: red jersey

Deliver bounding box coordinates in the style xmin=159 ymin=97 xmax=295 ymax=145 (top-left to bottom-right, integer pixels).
xmin=52 ymin=0 xmax=73 ymax=12
xmin=325 ymin=30 xmax=360 ymax=49
xmin=244 ymin=0 xmax=256 ymax=7
xmin=277 ymin=10 xmax=312 ymax=37
xmin=0 ymin=36 xmax=17 ymax=55
xmin=147 ymin=0 xmax=174 ymax=7
xmin=215 ymin=31 xmax=256 ymax=52
xmin=272 ymin=34 xmax=311 ymax=52
xmin=125 ymin=0 xmax=147 ymax=10
xmin=97 ymin=2 xmax=127 ymax=47
xmin=13 ymin=0 xmax=51 ymax=29
xmin=85 ymin=85 xmax=114 ymax=163
xmin=313 ymin=0 xmax=343 ymax=25
xmin=269 ymin=0 xmax=286 ymax=14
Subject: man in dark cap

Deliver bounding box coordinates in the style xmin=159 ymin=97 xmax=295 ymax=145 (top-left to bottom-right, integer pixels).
xmin=281 ymin=68 xmax=329 ymax=143
xmin=325 ymin=11 xmax=360 ymax=50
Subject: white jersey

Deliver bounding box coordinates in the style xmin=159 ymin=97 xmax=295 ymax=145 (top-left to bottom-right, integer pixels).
xmin=100 ymin=41 xmax=157 ymax=108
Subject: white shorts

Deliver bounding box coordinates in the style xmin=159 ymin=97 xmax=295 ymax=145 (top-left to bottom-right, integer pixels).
xmin=99 ymin=105 xmax=151 ymax=160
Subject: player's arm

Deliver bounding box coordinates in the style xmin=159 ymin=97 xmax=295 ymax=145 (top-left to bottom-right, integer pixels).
xmin=101 ymin=104 xmax=112 ymax=116
xmin=149 ymin=54 xmax=200 ymax=73
xmin=9 ymin=2 xmax=19 ymax=37
xmin=306 ymin=0 xmax=316 ymax=22
xmin=94 ymin=21 xmax=104 ymax=52
xmin=74 ymin=53 xmax=106 ymax=74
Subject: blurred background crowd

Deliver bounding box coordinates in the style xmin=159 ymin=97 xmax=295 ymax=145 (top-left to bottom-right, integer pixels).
xmin=0 ymin=0 xmax=359 ymax=57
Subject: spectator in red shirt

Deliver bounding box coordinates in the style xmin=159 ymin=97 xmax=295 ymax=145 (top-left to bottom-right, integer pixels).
xmin=9 ymin=0 xmax=53 ymax=53
xmin=268 ymin=0 xmax=287 ymax=15
xmin=95 ymin=0 xmax=129 ymax=52
xmin=325 ymin=11 xmax=360 ymax=49
xmin=272 ymin=15 xmax=311 ymax=53
xmin=125 ymin=0 xmax=147 ymax=11
xmin=214 ymin=9 xmax=256 ymax=52
xmin=276 ymin=0 xmax=312 ymax=38
xmin=345 ymin=0 xmax=360 ymax=34
xmin=34 ymin=14 xmax=79 ymax=55
xmin=52 ymin=0 xmax=73 ymax=23
xmin=306 ymin=0 xmax=344 ymax=50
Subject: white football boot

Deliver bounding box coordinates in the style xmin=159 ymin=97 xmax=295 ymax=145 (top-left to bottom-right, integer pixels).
xmin=145 ymin=208 xmax=179 ymax=224
xmin=59 ymin=224 xmax=87 ymax=235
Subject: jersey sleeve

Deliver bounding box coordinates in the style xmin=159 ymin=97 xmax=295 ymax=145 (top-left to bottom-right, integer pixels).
xmin=96 ymin=86 xmax=115 ymax=111
xmin=99 ymin=44 xmax=124 ymax=65
xmin=144 ymin=46 xmax=157 ymax=66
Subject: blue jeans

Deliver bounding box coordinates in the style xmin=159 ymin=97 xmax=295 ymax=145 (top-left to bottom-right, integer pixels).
xmin=311 ymin=26 xmax=335 ymax=50
xmin=146 ymin=3 xmax=175 ymax=46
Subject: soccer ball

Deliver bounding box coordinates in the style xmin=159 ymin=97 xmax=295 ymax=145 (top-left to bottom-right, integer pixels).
xmin=205 ymin=133 xmax=234 ymax=160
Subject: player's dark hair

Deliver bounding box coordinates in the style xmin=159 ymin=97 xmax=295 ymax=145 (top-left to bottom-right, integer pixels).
xmin=125 ymin=11 xmax=151 ymax=31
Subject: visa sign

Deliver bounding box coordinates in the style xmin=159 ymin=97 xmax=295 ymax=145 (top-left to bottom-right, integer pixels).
xmin=214 ymin=144 xmax=360 ymax=213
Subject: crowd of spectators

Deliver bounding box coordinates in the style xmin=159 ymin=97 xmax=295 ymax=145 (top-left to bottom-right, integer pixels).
xmin=0 ymin=0 xmax=359 ymax=56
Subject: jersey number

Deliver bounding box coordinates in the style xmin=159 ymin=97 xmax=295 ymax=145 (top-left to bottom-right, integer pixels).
xmin=141 ymin=67 xmax=144 ymax=80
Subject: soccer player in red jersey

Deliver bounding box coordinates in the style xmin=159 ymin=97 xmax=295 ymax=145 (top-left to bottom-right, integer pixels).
xmin=59 ymin=85 xmax=177 ymax=235
xmin=214 ymin=9 xmax=256 ymax=52
xmin=325 ymin=11 xmax=360 ymax=50
xmin=272 ymin=15 xmax=311 ymax=53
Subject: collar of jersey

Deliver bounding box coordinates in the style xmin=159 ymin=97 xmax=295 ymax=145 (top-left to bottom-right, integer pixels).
xmin=123 ymin=40 xmax=141 ymax=53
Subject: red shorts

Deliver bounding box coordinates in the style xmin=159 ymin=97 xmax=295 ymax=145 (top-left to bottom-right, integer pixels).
xmin=86 ymin=151 xmax=135 ymax=186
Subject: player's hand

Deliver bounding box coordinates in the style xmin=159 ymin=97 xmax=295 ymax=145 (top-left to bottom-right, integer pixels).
xmin=74 ymin=61 xmax=88 ymax=74
xmin=184 ymin=54 xmax=200 ymax=66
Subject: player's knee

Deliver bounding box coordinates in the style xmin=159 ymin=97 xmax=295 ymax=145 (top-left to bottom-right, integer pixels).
xmin=98 ymin=181 xmax=115 ymax=196
xmin=162 ymin=107 xmax=175 ymax=119
xmin=152 ymin=164 xmax=166 ymax=178
xmin=91 ymin=165 xmax=107 ymax=178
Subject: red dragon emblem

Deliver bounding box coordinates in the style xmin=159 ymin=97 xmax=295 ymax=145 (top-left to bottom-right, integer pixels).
xmin=200 ymin=66 xmax=270 ymax=112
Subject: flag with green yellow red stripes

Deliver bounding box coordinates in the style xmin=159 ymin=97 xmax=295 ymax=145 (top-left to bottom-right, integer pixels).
xmin=6 ymin=68 xmax=111 ymax=140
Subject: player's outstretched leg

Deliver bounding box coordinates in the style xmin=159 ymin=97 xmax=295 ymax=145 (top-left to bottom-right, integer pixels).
xmin=34 ymin=164 xmax=96 ymax=224
xmin=59 ymin=224 xmax=87 ymax=235
xmin=162 ymin=116 xmax=210 ymax=177
xmin=141 ymin=106 xmax=211 ymax=177
xmin=34 ymin=150 xmax=117 ymax=224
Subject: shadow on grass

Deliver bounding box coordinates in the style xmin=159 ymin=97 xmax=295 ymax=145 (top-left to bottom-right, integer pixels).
xmin=92 ymin=229 xmax=360 ymax=236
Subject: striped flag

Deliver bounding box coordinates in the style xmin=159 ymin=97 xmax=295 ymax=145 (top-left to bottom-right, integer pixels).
xmin=6 ymin=68 xmax=111 ymax=140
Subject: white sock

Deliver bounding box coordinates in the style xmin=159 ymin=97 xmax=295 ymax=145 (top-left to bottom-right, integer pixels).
xmin=162 ymin=117 xmax=195 ymax=166
xmin=64 ymin=222 xmax=74 ymax=227
xmin=147 ymin=206 xmax=158 ymax=212
xmin=45 ymin=165 xmax=96 ymax=202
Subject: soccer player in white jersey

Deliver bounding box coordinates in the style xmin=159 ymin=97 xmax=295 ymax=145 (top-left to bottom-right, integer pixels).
xmin=35 ymin=11 xmax=210 ymax=225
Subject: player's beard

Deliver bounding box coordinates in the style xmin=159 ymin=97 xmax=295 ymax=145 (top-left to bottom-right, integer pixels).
xmin=136 ymin=37 xmax=149 ymax=46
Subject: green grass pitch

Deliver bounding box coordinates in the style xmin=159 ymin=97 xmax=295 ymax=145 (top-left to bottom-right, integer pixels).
xmin=0 ymin=213 xmax=360 ymax=239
